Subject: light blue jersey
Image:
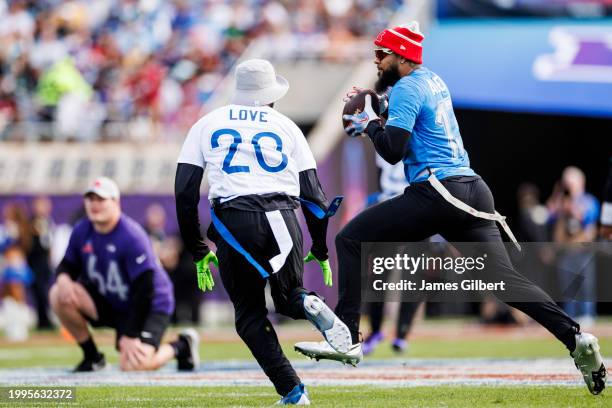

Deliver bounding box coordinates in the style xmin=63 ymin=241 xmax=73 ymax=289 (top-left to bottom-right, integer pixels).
xmin=386 ymin=67 xmax=476 ymax=183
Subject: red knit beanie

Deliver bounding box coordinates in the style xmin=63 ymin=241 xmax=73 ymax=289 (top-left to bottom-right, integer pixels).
xmin=374 ymin=21 xmax=424 ymax=64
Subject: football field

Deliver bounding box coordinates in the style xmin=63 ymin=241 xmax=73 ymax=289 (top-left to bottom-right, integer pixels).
xmin=0 ymin=320 xmax=610 ymax=407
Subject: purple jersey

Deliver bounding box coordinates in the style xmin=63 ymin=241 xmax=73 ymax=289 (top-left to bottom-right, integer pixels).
xmin=62 ymin=214 xmax=174 ymax=315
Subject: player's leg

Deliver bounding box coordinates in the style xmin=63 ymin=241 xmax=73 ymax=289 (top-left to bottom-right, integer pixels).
xmin=364 ymin=243 xmax=405 ymax=355
xmin=442 ymin=177 xmax=606 ymax=394
xmin=267 ymin=209 xmax=308 ymax=320
xmin=149 ymin=344 xmax=178 ymax=369
xmin=558 ymin=251 xmax=597 ymax=326
xmin=369 ymin=302 xmax=384 ymax=334
xmin=48 ymin=280 xmax=106 ymax=371
xmin=362 ymin=302 xmax=385 ymax=355
xmin=49 ymin=281 xmax=97 ymax=342
xmin=295 ymin=186 xmax=445 ymax=364
xmin=118 ymin=342 xmax=170 ymax=371
xmin=440 ymin=178 xmax=580 ymax=349
xmin=118 ymin=314 xmax=196 ymax=371
xmin=334 ymin=185 xmax=444 ymax=345
xmin=269 ymin=209 xmax=352 ymax=353
xmin=31 ymin=263 xmax=53 ymax=329
xmin=393 ymin=301 xmax=420 ymax=353
xmin=119 ymin=343 xmax=180 ymax=372
xmin=208 ymin=210 xmax=302 ymax=398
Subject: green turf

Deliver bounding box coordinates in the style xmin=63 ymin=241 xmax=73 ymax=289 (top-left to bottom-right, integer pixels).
xmin=1 ymin=325 xmax=610 ymax=407
xmin=363 ymin=337 xmax=612 ymax=359
xmin=0 ymin=386 xmax=606 ymax=407
xmin=2 ymin=336 xmax=611 ymax=369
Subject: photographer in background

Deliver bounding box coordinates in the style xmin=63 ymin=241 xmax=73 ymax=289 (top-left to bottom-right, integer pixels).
xmin=548 ymin=167 xmax=599 ymax=327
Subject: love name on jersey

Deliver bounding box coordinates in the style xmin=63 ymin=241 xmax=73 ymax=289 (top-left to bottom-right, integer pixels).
xmin=229 ymin=108 xmax=268 ymax=122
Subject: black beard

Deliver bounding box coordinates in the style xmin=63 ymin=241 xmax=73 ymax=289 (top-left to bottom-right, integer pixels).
xmin=375 ymin=64 xmax=401 ymax=93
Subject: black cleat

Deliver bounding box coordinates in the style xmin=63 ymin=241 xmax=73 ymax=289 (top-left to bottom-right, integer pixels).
xmin=177 ymin=328 xmax=200 ymax=371
xmin=591 ymin=363 xmax=607 ymax=395
xmin=73 ymin=353 xmax=106 ymax=373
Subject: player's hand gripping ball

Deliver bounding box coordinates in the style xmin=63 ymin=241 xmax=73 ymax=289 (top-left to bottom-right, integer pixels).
xmin=342 ymin=89 xmax=381 ymax=137
xmin=343 ymin=86 xmax=389 ymax=115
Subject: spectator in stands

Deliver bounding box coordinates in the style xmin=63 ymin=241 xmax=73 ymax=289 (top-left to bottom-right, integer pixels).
xmin=0 ymin=0 xmax=403 ymax=141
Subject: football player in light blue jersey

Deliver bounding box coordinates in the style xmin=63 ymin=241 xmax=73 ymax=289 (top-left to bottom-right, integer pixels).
xmin=386 ymin=67 xmax=475 ymax=183
xmin=295 ymin=21 xmax=607 ymax=395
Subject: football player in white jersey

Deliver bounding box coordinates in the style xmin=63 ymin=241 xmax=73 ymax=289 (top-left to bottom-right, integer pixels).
xmin=175 ymin=59 xmax=351 ymax=405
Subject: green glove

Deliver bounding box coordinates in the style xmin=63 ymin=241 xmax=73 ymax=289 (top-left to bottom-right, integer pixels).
xmin=195 ymin=251 xmax=218 ymax=292
xmin=304 ymin=251 xmax=333 ymax=287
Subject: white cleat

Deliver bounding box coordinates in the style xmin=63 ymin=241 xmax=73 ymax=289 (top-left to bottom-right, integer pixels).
xmin=303 ymin=295 xmax=352 ymax=354
xmin=294 ymin=341 xmax=362 ymax=367
xmin=572 ymin=332 xmax=607 ymax=395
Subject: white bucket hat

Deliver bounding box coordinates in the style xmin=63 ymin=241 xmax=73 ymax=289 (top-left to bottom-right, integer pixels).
xmin=231 ymin=59 xmax=289 ymax=106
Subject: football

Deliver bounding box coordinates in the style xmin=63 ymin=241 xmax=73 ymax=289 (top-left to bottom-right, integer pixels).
xmin=342 ymin=89 xmax=381 ymax=134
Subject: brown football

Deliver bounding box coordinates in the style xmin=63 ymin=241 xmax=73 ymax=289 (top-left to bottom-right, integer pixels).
xmin=342 ymin=89 xmax=380 ymax=134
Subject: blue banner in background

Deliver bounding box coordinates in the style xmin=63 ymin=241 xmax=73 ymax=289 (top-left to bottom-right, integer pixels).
xmin=424 ymin=19 xmax=612 ymax=117
xmin=436 ymin=0 xmax=612 ymax=18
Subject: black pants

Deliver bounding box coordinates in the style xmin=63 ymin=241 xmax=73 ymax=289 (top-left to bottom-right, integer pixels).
xmin=82 ymin=282 xmax=170 ymax=350
xmin=30 ymin=261 xmax=52 ymax=329
xmin=335 ymin=176 xmax=579 ymax=350
xmin=369 ymin=301 xmax=420 ymax=339
xmin=367 ymin=242 xmax=420 ymax=339
xmin=208 ymin=208 xmax=307 ymax=397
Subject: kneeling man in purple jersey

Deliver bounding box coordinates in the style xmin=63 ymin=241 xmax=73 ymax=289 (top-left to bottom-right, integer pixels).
xmin=49 ymin=177 xmax=199 ymax=372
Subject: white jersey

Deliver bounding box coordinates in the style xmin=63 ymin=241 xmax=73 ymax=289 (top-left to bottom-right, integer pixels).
xmin=376 ymin=154 xmax=409 ymax=201
xmin=178 ymin=104 xmax=316 ymax=200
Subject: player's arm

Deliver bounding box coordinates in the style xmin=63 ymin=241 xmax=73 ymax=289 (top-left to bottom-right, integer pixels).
xmin=291 ymin=119 xmax=330 ymax=260
xmin=120 ymin=232 xmax=162 ymax=339
xmin=55 ymin=223 xmax=84 ymax=280
xmin=299 ymin=169 xmax=329 ymax=260
xmin=356 ymin=82 xmax=419 ymax=164
xmin=175 ymin=162 xmax=211 ymax=261
xmin=365 ymin=122 xmax=411 ymax=165
xmin=344 ymin=91 xmax=414 ymax=164
xmin=53 ymin=224 xmax=85 ymax=306
xmin=123 ymin=269 xmax=154 ymax=338
xmin=56 ymin=258 xmax=80 ymax=280
xmin=176 ymin=122 xmax=218 ymax=292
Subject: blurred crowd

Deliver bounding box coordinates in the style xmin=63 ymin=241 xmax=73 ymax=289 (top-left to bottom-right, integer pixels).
xmin=0 ymin=197 xmax=199 ymax=341
xmin=0 ymin=0 xmax=402 ymax=142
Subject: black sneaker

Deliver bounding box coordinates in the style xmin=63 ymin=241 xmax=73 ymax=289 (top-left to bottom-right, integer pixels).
xmin=73 ymin=353 xmax=106 ymax=372
xmin=177 ymin=328 xmax=200 ymax=371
